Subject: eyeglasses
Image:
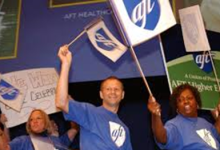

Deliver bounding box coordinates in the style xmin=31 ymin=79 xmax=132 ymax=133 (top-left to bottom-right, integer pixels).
xmin=178 ymin=96 xmax=194 ymax=103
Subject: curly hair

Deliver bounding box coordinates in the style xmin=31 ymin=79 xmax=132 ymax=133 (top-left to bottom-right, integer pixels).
xmin=26 ymin=109 xmax=53 ymax=135
xmin=170 ymin=83 xmax=202 ymax=113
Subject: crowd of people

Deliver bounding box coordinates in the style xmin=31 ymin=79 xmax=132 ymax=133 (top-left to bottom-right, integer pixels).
xmin=0 ymin=44 xmax=219 ymax=150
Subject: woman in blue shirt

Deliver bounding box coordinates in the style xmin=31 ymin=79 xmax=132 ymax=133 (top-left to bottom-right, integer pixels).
xmin=148 ymin=83 xmax=220 ymax=150
xmin=0 ymin=109 xmax=78 ymax=150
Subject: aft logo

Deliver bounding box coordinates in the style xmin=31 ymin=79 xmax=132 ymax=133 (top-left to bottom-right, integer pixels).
xmin=109 ymin=121 xmax=126 ymax=147
xmin=0 ymin=79 xmax=19 ymax=100
xmin=123 ymin=0 xmax=160 ymax=30
xmin=193 ymin=52 xmax=213 ymax=73
xmin=196 ymin=128 xmax=217 ymax=149
xmin=95 ymin=29 xmax=118 ymax=51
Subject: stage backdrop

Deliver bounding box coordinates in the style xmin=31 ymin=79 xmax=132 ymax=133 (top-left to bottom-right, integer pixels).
xmin=0 ymin=0 xmax=166 ymax=83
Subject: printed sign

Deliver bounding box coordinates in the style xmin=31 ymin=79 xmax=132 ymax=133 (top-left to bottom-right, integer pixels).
xmin=165 ymin=51 xmax=220 ymax=110
xmin=0 ymin=68 xmax=59 ymax=128
xmin=179 ymin=5 xmax=210 ymax=52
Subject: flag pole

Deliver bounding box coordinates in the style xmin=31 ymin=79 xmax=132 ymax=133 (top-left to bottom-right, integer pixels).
xmin=208 ymin=51 xmax=220 ymax=94
xmin=207 ymin=50 xmax=220 ymax=117
xmin=67 ymin=17 xmax=103 ymax=47
xmin=109 ymin=6 xmax=153 ymax=96
xmin=158 ymin=35 xmax=172 ymax=93
xmin=67 ymin=30 xmax=86 ymax=47
xmin=129 ymin=46 xmax=153 ymax=96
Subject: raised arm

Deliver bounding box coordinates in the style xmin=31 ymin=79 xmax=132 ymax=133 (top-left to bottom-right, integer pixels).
xmin=147 ymin=96 xmax=167 ymax=144
xmin=55 ymin=45 xmax=72 ymax=113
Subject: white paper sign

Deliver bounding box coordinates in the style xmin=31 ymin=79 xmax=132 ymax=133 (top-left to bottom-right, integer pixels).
xmin=0 ymin=68 xmax=59 ymax=128
xmin=179 ymin=5 xmax=211 ymax=52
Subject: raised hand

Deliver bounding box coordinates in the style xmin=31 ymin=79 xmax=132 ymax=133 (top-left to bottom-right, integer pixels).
xmin=58 ymin=45 xmax=72 ymax=67
xmin=148 ymin=96 xmax=161 ymax=116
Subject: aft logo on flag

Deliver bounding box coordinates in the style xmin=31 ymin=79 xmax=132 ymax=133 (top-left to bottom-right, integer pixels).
xmin=95 ymin=29 xmax=118 ymax=51
xmin=87 ymin=20 xmax=127 ymax=62
xmin=109 ymin=0 xmax=176 ymax=46
xmin=0 ymin=76 xmax=26 ymax=112
xmin=0 ymin=79 xmax=19 ymax=100
xmin=124 ymin=0 xmax=160 ymax=30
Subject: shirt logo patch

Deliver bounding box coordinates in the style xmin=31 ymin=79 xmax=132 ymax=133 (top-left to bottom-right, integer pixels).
xmin=109 ymin=121 xmax=126 ymax=147
xmin=196 ymin=128 xmax=217 ymax=149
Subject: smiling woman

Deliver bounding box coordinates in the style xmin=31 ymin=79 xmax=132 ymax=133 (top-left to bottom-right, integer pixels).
xmin=148 ymin=83 xmax=220 ymax=150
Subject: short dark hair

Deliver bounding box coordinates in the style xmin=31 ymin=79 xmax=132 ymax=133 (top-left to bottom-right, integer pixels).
xmin=170 ymin=83 xmax=202 ymax=113
xmin=100 ymin=76 xmax=124 ymax=90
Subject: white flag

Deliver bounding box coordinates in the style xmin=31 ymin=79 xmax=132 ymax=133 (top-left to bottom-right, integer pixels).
xmin=179 ymin=5 xmax=211 ymax=52
xmin=108 ymin=0 xmax=176 ymax=46
xmin=0 ymin=74 xmax=26 ymax=112
xmin=86 ymin=20 xmax=127 ymax=62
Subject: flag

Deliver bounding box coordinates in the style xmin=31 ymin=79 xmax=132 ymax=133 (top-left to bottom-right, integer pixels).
xmin=0 ymin=75 xmax=26 ymax=112
xmin=108 ymin=0 xmax=176 ymax=46
xmin=179 ymin=5 xmax=211 ymax=52
xmin=86 ymin=20 xmax=127 ymax=62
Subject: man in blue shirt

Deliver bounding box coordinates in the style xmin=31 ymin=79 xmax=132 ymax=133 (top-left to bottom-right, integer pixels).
xmin=56 ymin=44 xmax=133 ymax=150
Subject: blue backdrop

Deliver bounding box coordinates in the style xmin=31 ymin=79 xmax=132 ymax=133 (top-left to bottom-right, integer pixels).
xmin=0 ymin=0 xmax=165 ymax=82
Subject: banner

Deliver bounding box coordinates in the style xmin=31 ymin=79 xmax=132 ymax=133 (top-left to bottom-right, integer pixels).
xmin=0 ymin=68 xmax=59 ymax=128
xmin=165 ymin=51 xmax=220 ymax=110
xmin=87 ymin=19 xmax=127 ymax=62
xmin=108 ymin=0 xmax=176 ymax=46
xmin=179 ymin=5 xmax=210 ymax=52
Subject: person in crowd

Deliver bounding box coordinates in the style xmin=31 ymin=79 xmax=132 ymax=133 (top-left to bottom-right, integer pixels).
xmin=55 ymin=44 xmax=133 ymax=150
xmin=148 ymin=83 xmax=220 ymax=150
xmin=0 ymin=109 xmax=79 ymax=150
xmin=50 ymin=119 xmax=59 ymax=137
xmin=50 ymin=118 xmax=80 ymax=150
